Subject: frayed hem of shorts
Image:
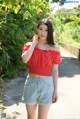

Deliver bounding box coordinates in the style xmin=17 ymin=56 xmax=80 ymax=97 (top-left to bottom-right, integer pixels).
xmin=38 ymin=102 xmax=52 ymax=106
xmin=22 ymin=100 xmax=52 ymax=106
xmin=22 ymin=101 xmax=37 ymax=105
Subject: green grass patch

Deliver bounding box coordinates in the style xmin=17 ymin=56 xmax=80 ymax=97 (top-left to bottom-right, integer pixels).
xmin=0 ymin=100 xmax=4 ymax=106
xmin=76 ymin=61 xmax=80 ymax=67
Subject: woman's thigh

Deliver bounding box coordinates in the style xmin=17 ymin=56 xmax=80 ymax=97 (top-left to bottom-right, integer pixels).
xmin=38 ymin=104 xmax=51 ymax=119
xmin=26 ymin=104 xmax=37 ymax=119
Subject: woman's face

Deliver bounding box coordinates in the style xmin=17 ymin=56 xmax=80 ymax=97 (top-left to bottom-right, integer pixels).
xmin=37 ymin=23 xmax=48 ymax=41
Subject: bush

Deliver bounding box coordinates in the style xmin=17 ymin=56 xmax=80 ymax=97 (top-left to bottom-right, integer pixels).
xmin=51 ymin=5 xmax=80 ymax=47
xmin=0 ymin=0 xmax=51 ymax=79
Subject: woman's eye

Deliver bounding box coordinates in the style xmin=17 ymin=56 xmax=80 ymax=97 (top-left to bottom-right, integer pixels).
xmin=39 ymin=28 xmax=48 ymax=32
xmin=39 ymin=28 xmax=42 ymax=30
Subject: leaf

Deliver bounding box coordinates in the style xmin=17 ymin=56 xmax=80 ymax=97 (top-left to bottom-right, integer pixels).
xmin=14 ymin=5 xmax=20 ymax=14
xmin=3 ymin=0 xmax=9 ymax=4
xmin=7 ymin=3 xmax=12 ymax=9
xmin=23 ymin=11 xmax=30 ymax=20
xmin=37 ymin=8 xmax=42 ymax=14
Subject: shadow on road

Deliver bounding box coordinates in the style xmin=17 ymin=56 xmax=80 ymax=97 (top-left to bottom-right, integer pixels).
xmin=59 ymin=56 xmax=80 ymax=77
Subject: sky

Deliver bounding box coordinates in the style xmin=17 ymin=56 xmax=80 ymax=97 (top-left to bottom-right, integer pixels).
xmin=63 ymin=0 xmax=80 ymax=9
xmin=50 ymin=0 xmax=80 ymax=13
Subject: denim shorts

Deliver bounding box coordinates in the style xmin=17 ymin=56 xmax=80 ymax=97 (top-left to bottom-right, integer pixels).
xmin=22 ymin=76 xmax=54 ymax=105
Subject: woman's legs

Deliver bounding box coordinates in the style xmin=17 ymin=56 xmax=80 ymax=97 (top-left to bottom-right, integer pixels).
xmin=38 ymin=104 xmax=51 ymax=119
xmin=26 ymin=104 xmax=51 ymax=119
xmin=26 ymin=104 xmax=37 ymax=119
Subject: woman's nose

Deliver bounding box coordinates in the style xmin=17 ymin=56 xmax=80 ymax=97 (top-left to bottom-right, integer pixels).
xmin=41 ymin=31 xmax=45 ymax=36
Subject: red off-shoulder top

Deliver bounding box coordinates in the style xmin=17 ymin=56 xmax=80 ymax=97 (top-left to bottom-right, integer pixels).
xmin=22 ymin=44 xmax=62 ymax=76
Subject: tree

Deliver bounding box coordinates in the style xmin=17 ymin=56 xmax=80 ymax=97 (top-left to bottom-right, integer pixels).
xmin=0 ymin=0 xmax=51 ymax=78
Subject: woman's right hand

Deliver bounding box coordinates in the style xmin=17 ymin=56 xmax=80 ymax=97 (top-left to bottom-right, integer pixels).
xmin=32 ymin=35 xmax=38 ymax=45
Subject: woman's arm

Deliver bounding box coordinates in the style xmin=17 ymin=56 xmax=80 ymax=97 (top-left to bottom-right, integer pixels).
xmin=51 ymin=64 xmax=58 ymax=103
xmin=22 ymin=37 xmax=38 ymax=63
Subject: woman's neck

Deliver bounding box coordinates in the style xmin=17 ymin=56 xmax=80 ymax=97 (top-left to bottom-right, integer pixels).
xmin=36 ymin=42 xmax=48 ymax=50
xmin=38 ymin=39 xmax=47 ymax=45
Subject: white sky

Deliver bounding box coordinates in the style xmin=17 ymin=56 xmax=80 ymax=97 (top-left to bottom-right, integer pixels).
xmin=50 ymin=0 xmax=80 ymax=12
xmin=63 ymin=0 xmax=80 ymax=9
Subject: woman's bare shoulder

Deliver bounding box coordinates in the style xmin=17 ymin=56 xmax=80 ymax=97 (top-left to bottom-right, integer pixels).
xmin=53 ymin=44 xmax=60 ymax=51
xmin=50 ymin=44 xmax=60 ymax=52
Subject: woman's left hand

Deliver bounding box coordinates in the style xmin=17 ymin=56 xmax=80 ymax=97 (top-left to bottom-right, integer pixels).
xmin=52 ymin=91 xmax=58 ymax=103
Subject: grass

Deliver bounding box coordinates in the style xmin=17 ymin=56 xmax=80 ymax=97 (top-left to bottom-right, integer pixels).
xmin=58 ymin=31 xmax=80 ymax=48
xmin=0 ymin=99 xmax=4 ymax=107
xmin=76 ymin=61 xmax=80 ymax=67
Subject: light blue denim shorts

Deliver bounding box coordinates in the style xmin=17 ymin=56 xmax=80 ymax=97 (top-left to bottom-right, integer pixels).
xmin=22 ymin=76 xmax=54 ymax=105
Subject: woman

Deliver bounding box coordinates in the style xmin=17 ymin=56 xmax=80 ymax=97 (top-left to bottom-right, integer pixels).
xmin=22 ymin=19 xmax=62 ymax=119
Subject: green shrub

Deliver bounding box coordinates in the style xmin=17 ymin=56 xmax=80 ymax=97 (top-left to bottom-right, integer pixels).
xmin=52 ymin=5 xmax=80 ymax=47
xmin=0 ymin=0 xmax=51 ymax=79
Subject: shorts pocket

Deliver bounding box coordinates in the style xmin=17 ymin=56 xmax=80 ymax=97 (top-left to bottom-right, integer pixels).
xmin=25 ymin=79 xmax=32 ymax=87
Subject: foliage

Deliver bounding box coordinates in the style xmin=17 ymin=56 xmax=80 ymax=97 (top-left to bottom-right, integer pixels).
xmin=0 ymin=0 xmax=51 ymax=80
xmin=51 ymin=5 xmax=80 ymax=47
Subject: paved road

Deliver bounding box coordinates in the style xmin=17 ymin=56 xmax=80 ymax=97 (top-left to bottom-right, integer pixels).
xmin=1 ymin=50 xmax=80 ymax=119
xmin=48 ymin=50 xmax=80 ymax=119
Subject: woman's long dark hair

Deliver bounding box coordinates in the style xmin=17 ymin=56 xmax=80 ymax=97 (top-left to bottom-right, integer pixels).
xmin=37 ymin=19 xmax=55 ymax=45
